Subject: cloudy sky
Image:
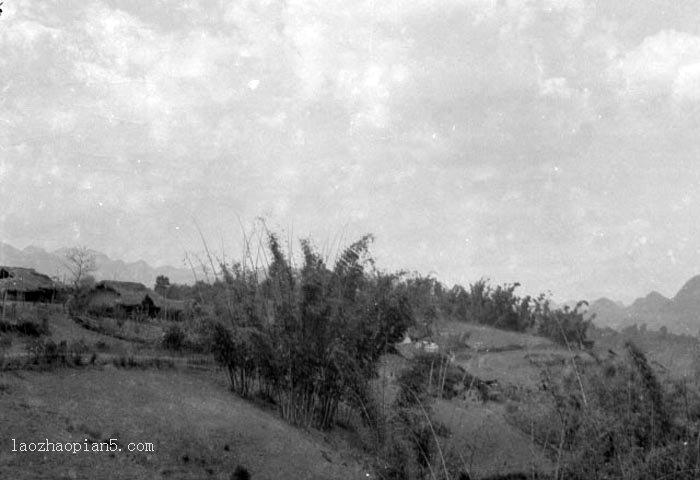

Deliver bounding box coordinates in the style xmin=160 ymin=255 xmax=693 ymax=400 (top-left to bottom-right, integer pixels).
xmin=2 ymin=0 xmax=700 ymax=303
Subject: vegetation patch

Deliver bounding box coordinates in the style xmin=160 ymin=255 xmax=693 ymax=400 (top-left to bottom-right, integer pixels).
xmin=0 ymin=319 xmax=49 ymax=337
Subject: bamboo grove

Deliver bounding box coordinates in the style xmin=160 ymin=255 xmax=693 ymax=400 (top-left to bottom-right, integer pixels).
xmin=208 ymin=233 xmax=413 ymax=430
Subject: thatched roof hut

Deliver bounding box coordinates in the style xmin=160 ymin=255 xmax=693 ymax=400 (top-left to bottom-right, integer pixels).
xmin=0 ymin=266 xmax=57 ymax=302
xmin=87 ymin=280 xmax=187 ymax=319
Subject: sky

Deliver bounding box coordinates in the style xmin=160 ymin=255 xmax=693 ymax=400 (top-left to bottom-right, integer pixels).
xmin=2 ymin=0 xmax=700 ymax=303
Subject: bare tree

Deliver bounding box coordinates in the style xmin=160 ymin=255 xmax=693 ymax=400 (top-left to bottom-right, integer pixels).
xmin=64 ymin=246 xmax=97 ymax=289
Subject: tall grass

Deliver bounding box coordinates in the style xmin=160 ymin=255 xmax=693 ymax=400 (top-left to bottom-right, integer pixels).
xmin=508 ymin=337 xmax=700 ymax=480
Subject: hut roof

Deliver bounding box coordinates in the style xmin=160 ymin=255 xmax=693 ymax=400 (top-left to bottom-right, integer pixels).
xmin=149 ymin=295 xmax=188 ymax=312
xmin=0 ymin=266 xmax=56 ymax=292
xmin=96 ymin=280 xmax=150 ymax=306
xmin=94 ymin=280 xmax=187 ymax=311
xmin=97 ymin=280 xmax=148 ymax=294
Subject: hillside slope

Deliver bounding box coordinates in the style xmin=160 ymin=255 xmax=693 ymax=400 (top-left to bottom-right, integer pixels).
xmin=0 ymin=368 xmax=371 ymax=480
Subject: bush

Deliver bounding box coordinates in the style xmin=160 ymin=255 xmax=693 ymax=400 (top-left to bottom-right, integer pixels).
xmin=182 ymin=316 xmax=216 ymax=352
xmin=396 ymin=353 xmax=487 ymax=406
xmin=439 ymin=280 xmax=593 ymax=347
xmin=69 ymin=339 xmax=91 ymax=354
xmin=535 ymin=300 xmax=592 ymax=348
xmin=0 ymin=335 xmax=11 ymax=366
xmin=524 ymin=341 xmax=700 ymax=479
xmin=0 ymin=320 xmax=49 ymax=337
xmin=384 ymin=359 xmax=455 ymax=479
xmin=25 ymin=338 xmax=68 ymax=365
xmin=18 ymin=320 xmax=47 ymax=336
xmin=162 ymin=324 xmax=186 ymax=351
xmin=231 ymin=465 xmax=250 ymax=480
xmin=442 ymin=280 xmax=532 ymax=331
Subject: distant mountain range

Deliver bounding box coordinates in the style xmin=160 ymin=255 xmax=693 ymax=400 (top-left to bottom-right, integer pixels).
xmin=588 ymin=275 xmax=700 ymax=335
xmin=0 ymin=243 xmax=194 ymax=288
xmin=3 ymin=242 xmax=699 ymax=334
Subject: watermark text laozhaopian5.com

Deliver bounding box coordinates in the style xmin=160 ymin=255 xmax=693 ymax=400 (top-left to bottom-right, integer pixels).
xmin=11 ymin=438 xmax=155 ymax=453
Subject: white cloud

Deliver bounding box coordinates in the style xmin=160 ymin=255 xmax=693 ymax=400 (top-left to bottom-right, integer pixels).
xmin=673 ymin=62 xmax=700 ymax=102
xmin=284 ymin=21 xmax=329 ymax=100
xmin=62 ymin=6 xmax=256 ymax=148
xmin=6 ymin=0 xmax=700 ymax=302
xmin=540 ymin=77 xmax=573 ymax=98
xmin=48 ymin=111 xmax=78 ymax=134
xmin=0 ymin=15 xmax=59 ymax=45
xmin=612 ymin=30 xmax=700 ymax=101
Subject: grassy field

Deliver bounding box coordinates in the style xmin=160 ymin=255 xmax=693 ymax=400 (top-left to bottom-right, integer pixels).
xmin=4 ymin=302 xmax=697 ymax=480
xmin=435 ymin=320 xmax=557 ymax=352
xmin=431 ymin=319 xmax=597 ymax=389
xmin=2 ymin=307 xmax=152 ymax=358
xmin=372 ymin=322 xmax=562 ymax=478
xmin=0 ymin=368 xmax=373 ymax=480
xmin=433 ymin=399 xmax=552 ymax=478
xmin=0 ymin=306 xmax=373 ymax=479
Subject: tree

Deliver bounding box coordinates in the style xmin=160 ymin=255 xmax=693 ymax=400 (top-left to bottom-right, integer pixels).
xmin=64 ymin=246 xmax=97 ymax=289
xmin=154 ymin=275 xmax=170 ymax=297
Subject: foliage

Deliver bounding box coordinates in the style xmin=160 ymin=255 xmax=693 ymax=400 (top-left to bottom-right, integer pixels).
xmin=206 ymin=233 xmax=414 ymax=431
xmin=396 ymin=352 xmax=481 ymax=406
xmin=25 ymin=338 xmax=68 ymax=365
xmin=0 ymin=319 xmax=49 ymax=337
xmin=154 ymin=275 xmax=171 ymax=297
xmin=528 ymin=341 xmax=700 ymax=479
xmin=534 ymin=300 xmax=592 ymax=348
xmin=231 ymin=465 xmax=250 ymax=480
xmin=65 ymin=274 xmax=96 ymax=315
xmin=401 ymin=275 xmax=443 ymax=339
xmin=438 ymin=280 xmax=592 ymax=347
xmin=440 ymin=280 xmax=530 ymax=331
xmin=380 ymin=352 xmax=465 ymax=479
xmin=185 ymin=229 xmax=596 ymax=478
xmin=0 ymin=335 xmax=11 ymax=365
xmin=162 ymin=323 xmax=186 ymax=351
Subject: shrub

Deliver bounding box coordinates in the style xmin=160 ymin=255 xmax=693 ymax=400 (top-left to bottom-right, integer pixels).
xmin=25 ymin=338 xmax=68 ymax=365
xmin=534 ymin=300 xmax=592 ymax=348
xmin=162 ymin=324 xmax=186 ymax=351
xmin=0 ymin=335 xmax=11 ymax=366
xmin=69 ymin=339 xmax=91 ymax=354
xmin=439 ymin=280 xmax=593 ymax=347
xmin=68 ymin=340 xmax=92 ymax=365
xmin=523 ymin=341 xmax=700 ymax=479
xmin=231 ymin=465 xmax=250 ymax=480
xmin=396 ymin=353 xmax=487 ymax=406
xmin=0 ymin=320 xmax=49 ymax=337
xmin=442 ymin=279 xmax=532 ymax=331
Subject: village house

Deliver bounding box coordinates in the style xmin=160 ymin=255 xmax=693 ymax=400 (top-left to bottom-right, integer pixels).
xmin=86 ymin=280 xmax=187 ymax=320
xmin=0 ymin=266 xmax=58 ymax=303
